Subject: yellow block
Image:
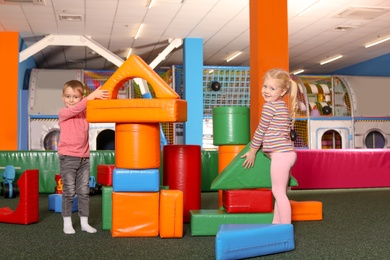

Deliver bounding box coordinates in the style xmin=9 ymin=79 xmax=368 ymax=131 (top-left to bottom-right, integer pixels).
xmin=159 ymin=190 xmax=183 ymax=238
xmin=87 ymin=98 xmax=187 ymax=123
xmin=112 ymin=192 xmax=159 ymax=237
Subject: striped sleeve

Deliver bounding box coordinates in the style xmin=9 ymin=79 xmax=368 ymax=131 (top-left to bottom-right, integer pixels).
xmin=250 ymin=102 xmax=275 ymax=150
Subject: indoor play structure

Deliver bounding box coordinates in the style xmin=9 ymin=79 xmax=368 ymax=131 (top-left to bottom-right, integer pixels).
xmin=3 ymin=51 xmax=388 ymax=260
xmin=291 ymin=74 xmax=390 ymax=149
xmin=27 ymin=62 xmax=390 ymax=152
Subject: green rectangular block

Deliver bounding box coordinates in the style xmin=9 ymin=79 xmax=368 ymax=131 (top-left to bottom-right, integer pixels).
xmin=190 ymin=209 xmax=273 ymax=236
xmin=102 ymin=186 xmax=113 ymax=230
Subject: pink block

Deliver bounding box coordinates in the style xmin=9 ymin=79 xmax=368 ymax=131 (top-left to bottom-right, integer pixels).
xmin=291 ymin=150 xmax=390 ymax=189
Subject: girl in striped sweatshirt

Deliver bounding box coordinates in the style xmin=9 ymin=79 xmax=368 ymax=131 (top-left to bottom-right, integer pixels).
xmin=241 ymin=68 xmax=298 ymax=224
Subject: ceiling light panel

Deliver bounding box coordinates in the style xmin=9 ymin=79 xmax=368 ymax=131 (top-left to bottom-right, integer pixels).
xmin=59 ymin=14 xmax=83 ymax=21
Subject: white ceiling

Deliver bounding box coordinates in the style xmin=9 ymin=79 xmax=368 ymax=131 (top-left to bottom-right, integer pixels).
xmin=1 ymin=0 xmax=390 ymax=74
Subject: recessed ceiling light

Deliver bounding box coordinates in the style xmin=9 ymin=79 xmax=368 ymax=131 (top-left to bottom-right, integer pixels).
xmin=226 ymin=52 xmax=242 ymax=62
xmin=291 ymin=69 xmax=305 ymax=75
xmin=320 ymin=55 xmax=343 ymax=65
xmin=365 ymin=35 xmax=390 ymax=48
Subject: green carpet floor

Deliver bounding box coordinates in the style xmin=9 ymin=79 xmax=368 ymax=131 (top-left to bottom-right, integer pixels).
xmin=1 ymin=188 xmax=390 ymax=259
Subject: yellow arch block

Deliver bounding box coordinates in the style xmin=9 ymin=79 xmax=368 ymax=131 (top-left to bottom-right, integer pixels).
xmin=101 ymin=54 xmax=179 ymax=99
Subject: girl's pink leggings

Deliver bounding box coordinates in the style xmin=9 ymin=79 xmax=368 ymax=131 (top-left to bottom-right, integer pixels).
xmin=270 ymin=151 xmax=297 ymax=224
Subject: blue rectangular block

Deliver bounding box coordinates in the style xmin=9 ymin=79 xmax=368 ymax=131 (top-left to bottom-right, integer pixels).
xmin=48 ymin=194 xmax=78 ymax=213
xmin=113 ymin=168 xmax=159 ymax=192
xmin=215 ymin=224 xmax=295 ymax=260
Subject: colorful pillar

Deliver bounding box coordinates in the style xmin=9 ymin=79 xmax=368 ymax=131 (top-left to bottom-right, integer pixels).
xmin=0 ymin=32 xmax=19 ymax=150
xmin=183 ymin=38 xmax=203 ymax=146
xmin=249 ymin=0 xmax=289 ymax=135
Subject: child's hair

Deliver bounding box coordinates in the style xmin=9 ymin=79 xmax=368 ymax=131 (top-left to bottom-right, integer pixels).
xmin=63 ymin=80 xmax=84 ymax=96
xmin=263 ymin=68 xmax=298 ymax=125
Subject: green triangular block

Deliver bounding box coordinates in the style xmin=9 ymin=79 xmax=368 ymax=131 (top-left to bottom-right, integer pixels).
xmin=210 ymin=142 xmax=298 ymax=190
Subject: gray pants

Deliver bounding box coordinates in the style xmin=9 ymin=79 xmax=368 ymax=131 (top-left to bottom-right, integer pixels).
xmin=59 ymin=155 xmax=90 ymax=217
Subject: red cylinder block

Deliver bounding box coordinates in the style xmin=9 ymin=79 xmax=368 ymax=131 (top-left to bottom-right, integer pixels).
xmin=163 ymin=145 xmax=201 ymax=223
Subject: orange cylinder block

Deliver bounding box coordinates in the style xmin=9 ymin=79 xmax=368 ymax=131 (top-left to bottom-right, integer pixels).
xmin=115 ymin=123 xmax=160 ymax=169
xmin=217 ymin=145 xmax=246 ymax=207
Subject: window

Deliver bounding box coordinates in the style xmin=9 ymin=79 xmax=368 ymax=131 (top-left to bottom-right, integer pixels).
xmin=365 ymin=130 xmax=385 ymax=149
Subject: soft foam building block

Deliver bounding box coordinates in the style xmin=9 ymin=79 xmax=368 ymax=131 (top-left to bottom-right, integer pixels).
xmin=48 ymin=194 xmax=78 ymax=213
xmin=87 ymin=98 xmax=187 ymax=123
xmin=115 ymin=123 xmax=160 ymax=170
xmin=223 ymin=189 xmax=273 ymax=213
xmin=211 ymin=142 xmax=298 ymax=190
xmin=190 ymin=209 xmax=273 ymax=236
xmin=111 ymin=192 xmax=159 ymax=237
xmin=290 ymin=200 xmax=323 ymax=221
xmin=0 ymin=169 xmax=39 ymax=224
xmin=102 ymin=186 xmax=113 ymax=230
xmin=215 ymin=224 xmax=295 ymax=260
xmin=95 ymin=54 xmax=181 ymax=100
xmin=86 ymin=55 xmax=187 ymax=124
xmin=113 ymin=168 xmax=159 ymax=192
xmin=97 ymin=164 xmax=115 ymax=186
xmin=159 ymin=190 xmax=183 ymax=238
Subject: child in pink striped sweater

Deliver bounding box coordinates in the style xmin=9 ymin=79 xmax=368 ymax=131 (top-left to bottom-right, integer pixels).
xmin=241 ymin=68 xmax=298 ymax=224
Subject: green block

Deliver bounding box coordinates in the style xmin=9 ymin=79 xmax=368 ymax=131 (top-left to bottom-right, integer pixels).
xmin=102 ymin=186 xmax=113 ymax=230
xmin=210 ymin=143 xmax=298 ymax=190
xmin=201 ymin=150 xmax=219 ymax=191
xmin=190 ymin=209 xmax=273 ymax=236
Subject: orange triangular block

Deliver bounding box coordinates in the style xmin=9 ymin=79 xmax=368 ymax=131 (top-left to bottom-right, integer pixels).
xmin=100 ymin=54 xmax=180 ymax=99
xmin=211 ymin=142 xmax=298 ymax=190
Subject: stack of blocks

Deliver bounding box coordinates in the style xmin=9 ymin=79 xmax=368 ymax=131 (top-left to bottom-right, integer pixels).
xmin=102 ymin=124 xmax=184 ymax=238
xmin=98 ymin=162 xmax=183 ymax=238
xmin=190 ymin=106 xmax=323 ymax=258
xmin=87 ymin=55 xmax=188 ymax=238
xmin=191 ymin=107 xmax=279 ymax=236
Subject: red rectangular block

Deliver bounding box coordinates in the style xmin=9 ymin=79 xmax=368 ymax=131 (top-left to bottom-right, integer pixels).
xmin=223 ymin=189 xmax=273 ymax=213
xmin=97 ymin=164 xmax=115 ymax=186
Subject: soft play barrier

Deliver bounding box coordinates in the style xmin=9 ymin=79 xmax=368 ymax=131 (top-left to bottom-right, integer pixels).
xmin=2 ymin=149 xmax=390 ymax=193
xmin=291 ymin=149 xmax=390 ymax=189
xmin=0 ymin=150 xmax=218 ymax=193
xmin=0 ymin=151 xmax=114 ymax=193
